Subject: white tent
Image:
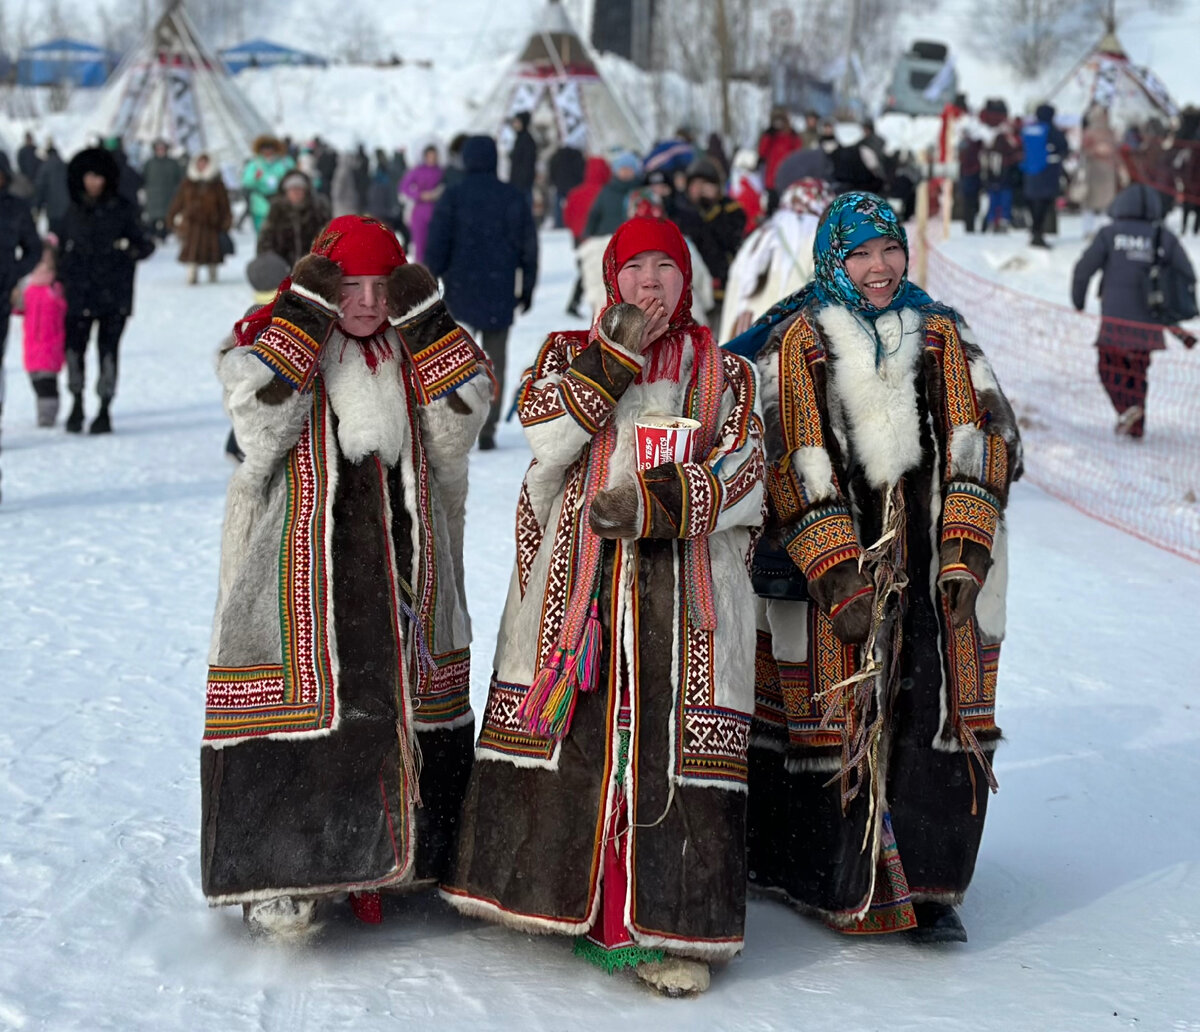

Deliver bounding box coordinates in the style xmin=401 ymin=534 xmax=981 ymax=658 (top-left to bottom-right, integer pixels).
xmin=89 ymin=0 xmax=269 ymax=172
xmin=475 ymin=0 xmax=649 ymax=156
xmin=1050 ymin=31 xmax=1176 ymax=133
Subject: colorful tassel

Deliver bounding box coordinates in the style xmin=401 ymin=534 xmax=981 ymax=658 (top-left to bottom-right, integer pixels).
xmin=571 ymin=600 xmax=603 ymax=695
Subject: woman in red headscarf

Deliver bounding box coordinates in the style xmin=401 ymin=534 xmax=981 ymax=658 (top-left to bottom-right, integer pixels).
xmin=201 ymin=215 xmax=493 ymax=939
xmin=442 ymin=217 xmax=765 ymax=996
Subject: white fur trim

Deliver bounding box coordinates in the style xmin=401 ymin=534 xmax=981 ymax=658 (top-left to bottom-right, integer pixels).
xmin=414 ymin=710 xmax=475 ymax=733
xmin=290 ymin=282 xmax=339 ymax=315
xmin=627 ymin=929 xmax=744 ymax=961
xmin=187 ymin=156 xmax=221 ymax=182
xmin=473 ymin=744 xmax=562 ymax=771
xmin=782 ymin=754 xmax=843 ymax=774
xmin=205 ymin=865 xmax=414 ymax=907
xmin=388 ymin=288 xmax=440 ymax=326
xmin=948 ymin=423 xmax=985 ymax=481
xmin=789 ymin=446 xmax=837 ymax=503
xmin=765 ymin=599 xmax=810 ymax=664
xmin=974 ymin=518 xmax=1008 ymax=642
xmin=439 ymin=889 xmax=594 ymax=936
xmin=819 ymin=305 xmax=924 ymax=489
xmin=321 ymin=328 xmax=411 ymax=466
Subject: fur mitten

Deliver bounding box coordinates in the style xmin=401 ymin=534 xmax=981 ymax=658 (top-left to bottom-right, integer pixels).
xmin=386 ymin=263 xmax=439 ymax=323
xmin=290 ymin=254 xmax=342 ymax=309
xmin=589 ymin=481 xmax=641 ymax=539
xmin=937 ymin=538 xmax=991 ymax=627
xmin=599 ymin=302 xmax=646 ymax=354
xmin=808 ymin=558 xmax=874 ymax=645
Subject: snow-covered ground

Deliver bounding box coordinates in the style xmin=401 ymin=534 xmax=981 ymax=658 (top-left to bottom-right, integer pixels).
xmin=1 ymin=227 xmax=1199 ymax=1030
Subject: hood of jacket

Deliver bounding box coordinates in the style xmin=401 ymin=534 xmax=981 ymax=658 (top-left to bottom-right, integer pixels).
xmin=462 ymin=136 xmax=498 ymax=175
xmin=583 ymin=155 xmax=611 ymax=187
xmin=1036 ymin=103 xmax=1056 ymax=125
xmin=67 ymin=147 xmax=120 ymax=206
xmin=1108 ymin=182 xmax=1163 ymax=221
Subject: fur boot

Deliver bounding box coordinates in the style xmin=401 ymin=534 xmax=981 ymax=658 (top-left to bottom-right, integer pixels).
xmin=242 ymin=896 xmax=322 ymax=943
xmin=635 ymin=957 xmax=711 ymax=997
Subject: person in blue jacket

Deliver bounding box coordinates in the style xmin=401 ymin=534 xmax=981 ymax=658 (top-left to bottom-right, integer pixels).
xmin=425 ymin=135 xmax=538 ymax=450
xmin=1020 ymin=103 xmax=1069 ymax=248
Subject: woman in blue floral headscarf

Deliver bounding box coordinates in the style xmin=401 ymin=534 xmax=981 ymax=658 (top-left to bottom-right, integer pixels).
xmin=742 ymin=192 xmax=1022 ymax=943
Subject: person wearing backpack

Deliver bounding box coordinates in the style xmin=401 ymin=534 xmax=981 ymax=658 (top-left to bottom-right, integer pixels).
xmin=1020 ymin=103 xmax=1069 ymax=248
xmin=1071 ymin=182 xmax=1197 ymax=438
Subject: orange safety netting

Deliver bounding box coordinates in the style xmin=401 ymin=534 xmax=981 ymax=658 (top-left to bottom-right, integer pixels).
xmin=916 ymin=235 xmax=1200 ymax=564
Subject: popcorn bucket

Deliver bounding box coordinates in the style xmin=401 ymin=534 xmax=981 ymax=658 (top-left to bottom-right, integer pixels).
xmin=634 ymin=416 xmax=701 ymax=471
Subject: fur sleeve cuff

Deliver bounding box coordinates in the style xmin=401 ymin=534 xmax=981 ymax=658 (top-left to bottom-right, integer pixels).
xmin=941 ymin=482 xmax=1001 ymax=552
xmin=559 ymin=336 xmax=643 ymax=436
xmin=638 ymin=462 xmax=724 ymax=539
xmin=250 ymin=290 xmax=337 ymax=392
xmin=783 ymin=503 xmax=862 ymax=581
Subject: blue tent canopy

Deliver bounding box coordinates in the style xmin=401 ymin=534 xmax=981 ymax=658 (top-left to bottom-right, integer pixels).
xmin=17 ymin=38 xmax=112 ymax=88
xmin=219 ymin=39 xmax=328 ymax=75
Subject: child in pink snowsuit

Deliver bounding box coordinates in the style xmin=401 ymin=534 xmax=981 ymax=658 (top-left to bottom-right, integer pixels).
xmin=18 ymin=239 xmax=67 ymax=427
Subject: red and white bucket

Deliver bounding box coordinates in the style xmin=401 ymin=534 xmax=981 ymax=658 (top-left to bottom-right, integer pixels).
xmin=634 ymin=416 xmax=701 ymax=471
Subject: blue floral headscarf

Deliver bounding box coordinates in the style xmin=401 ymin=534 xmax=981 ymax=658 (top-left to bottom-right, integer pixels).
xmin=725 ymin=191 xmax=951 ymax=360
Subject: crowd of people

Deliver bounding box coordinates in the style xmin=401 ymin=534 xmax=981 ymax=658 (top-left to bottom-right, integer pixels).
xmin=0 ymin=89 xmax=1194 ymax=999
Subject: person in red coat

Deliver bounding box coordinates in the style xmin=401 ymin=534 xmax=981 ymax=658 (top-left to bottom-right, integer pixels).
xmin=756 ymin=107 xmax=802 ymax=212
xmin=563 ymin=156 xmax=611 ymax=316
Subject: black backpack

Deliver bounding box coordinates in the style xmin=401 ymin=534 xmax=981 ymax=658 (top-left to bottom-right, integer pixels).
xmin=1148 ymin=224 xmax=1199 ymax=325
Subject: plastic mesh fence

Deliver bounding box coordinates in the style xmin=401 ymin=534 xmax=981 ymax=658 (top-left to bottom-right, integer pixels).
xmin=916 ymin=232 xmax=1200 ymax=563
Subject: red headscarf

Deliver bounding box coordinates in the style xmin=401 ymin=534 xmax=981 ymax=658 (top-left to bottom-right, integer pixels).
xmin=598 ymin=216 xmax=707 ymax=382
xmin=235 ymin=215 xmax=407 ymax=347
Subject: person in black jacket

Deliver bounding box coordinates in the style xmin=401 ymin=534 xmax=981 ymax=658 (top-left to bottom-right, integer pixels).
xmin=1071 ymin=182 xmax=1196 ymax=438
xmin=547 ymin=142 xmax=585 ymax=228
xmin=1 ymin=151 xmax=41 ymax=496
xmin=425 ymin=135 xmax=538 ymax=450
xmin=508 ymin=111 xmax=538 ymax=208
xmin=58 ymin=147 xmax=155 ymax=435
xmin=670 ymin=157 xmax=746 ymax=327
xmin=17 ymin=132 xmax=41 ymax=183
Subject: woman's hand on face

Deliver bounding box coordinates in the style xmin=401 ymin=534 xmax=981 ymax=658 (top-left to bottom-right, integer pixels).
xmin=636 ymin=294 xmax=671 ymax=351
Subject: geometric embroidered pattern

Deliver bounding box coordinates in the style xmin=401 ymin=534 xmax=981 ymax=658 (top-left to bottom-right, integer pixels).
xmin=941 ymin=482 xmax=1001 ymax=551
xmin=414 ymin=648 xmax=472 ymax=726
xmin=478 ymin=680 xmax=557 ymax=762
xmin=252 ymin=321 xmax=321 ymax=392
xmin=410 ymin=326 xmax=481 ymax=402
xmin=786 ymin=504 xmax=861 ymax=580
xmin=204 ymin=383 xmax=335 ymax=741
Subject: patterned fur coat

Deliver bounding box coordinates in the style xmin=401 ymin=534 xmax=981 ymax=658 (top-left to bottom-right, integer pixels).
xmin=748 ymin=300 xmax=1020 ymax=931
xmin=201 ymin=278 xmax=490 ymax=906
xmin=443 ymin=323 xmax=766 ymax=959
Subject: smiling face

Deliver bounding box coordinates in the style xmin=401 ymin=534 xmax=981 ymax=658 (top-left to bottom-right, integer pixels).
xmin=616 ymin=249 xmax=684 ymax=318
xmin=843 ymin=234 xmax=907 ymax=309
xmin=338 ymin=275 xmax=389 ymax=337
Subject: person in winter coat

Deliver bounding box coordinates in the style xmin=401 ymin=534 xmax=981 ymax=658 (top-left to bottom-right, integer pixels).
xmin=547 ymin=142 xmax=585 ymax=227
xmin=757 ymin=107 xmax=803 ymax=211
xmin=16 ymin=238 xmax=67 ymax=426
xmin=33 ymin=144 xmax=70 ymax=236
xmin=17 ymin=133 xmax=41 ymax=183
xmin=255 ymin=170 xmax=330 ymax=271
xmin=425 ymin=136 xmax=538 ymax=450
xmin=958 ymin=129 xmax=984 ymax=233
xmin=202 ymin=214 xmax=492 ymax=941
xmin=242 ymin=136 xmax=295 ymax=233
xmin=1079 ymin=105 xmax=1121 ymax=238
xmin=58 ymin=146 xmax=155 ymax=435
xmin=1071 ymin=182 xmax=1197 ymax=438
xmin=728 ymin=148 xmax=766 ymax=233
xmin=718 ymin=177 xmax=833 ymax=343
xmin=583 ymin=151 xmax=642 ymax=239
xmin=398 ymin=145 xmax=444 ymax=262
xmin=564 ymin=156 xmax=611 ymax=243
xmin=443 ymin=216 xmax=766 ymax=997
xmin=367 ymin=147 xmax=399 ymax=225
xmin=104 ymin=139 xmax=144 ymax=212
xmin=671 ymin=158 xmax=747 ymax=327
xmin=1021 ymin=103 xmax=1069 ymax=248
xmin=729 ymin=191 xmax=1020 ymax=945
xmin=507 ymin=111 xmax=538 ymax=207
xmin=982 ymin=121 xmax=1022 ymax=232
xmin=141 ymin=141 xmax=185 ymax=240
xmin=167 ymin=153 xmax=232 ymax=285
xmin=0 ymin=151 xmax=41 ymax=476
xmin=330 ymin=149 xmax=367 ymax=218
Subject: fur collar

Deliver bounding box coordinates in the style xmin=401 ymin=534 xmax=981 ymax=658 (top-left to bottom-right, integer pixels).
xmin=187 ymin=157 xmax=221 ymax=183
xmin=320 ymin=327 xmax=411 ymax=466
xmin=817 ymin=304 xmax=925 ymax=489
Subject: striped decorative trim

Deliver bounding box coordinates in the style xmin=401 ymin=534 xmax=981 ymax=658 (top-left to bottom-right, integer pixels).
xmin=784 ymin=504 xmax=861 ymax=581
xmin=941 ymin=482 xmax=1001 ymax=551
xmin=251 ymin=320 xmax=322 ymax=392
xmin=409 ymin=326 xmax=480 ymax=402
xmin=414 ymin=648 xmax=472 ymax=726
xmin=477 ymin=680 xmax=558 ymax=762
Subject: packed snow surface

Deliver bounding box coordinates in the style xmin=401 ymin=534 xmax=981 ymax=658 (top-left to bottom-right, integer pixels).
xmin=1 ymin=228 xmax=1198 ymax=1030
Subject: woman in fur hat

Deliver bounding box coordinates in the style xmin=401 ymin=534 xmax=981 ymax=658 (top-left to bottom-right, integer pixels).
xmin=241 ymin=136 xmax=295 ymax=233
xmin=443 ymin=216 xmax=766 ymax=996
xmin=729 ymin=192 xmax=1021 ymax=944
xmin=202 ymin=215 xmax=492 ymax=940
xmin=167 ymin=153 xmax=232 ymax=285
